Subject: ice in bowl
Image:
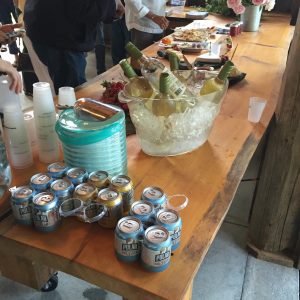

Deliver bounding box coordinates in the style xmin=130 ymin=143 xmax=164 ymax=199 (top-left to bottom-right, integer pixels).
xmin=119 ymin=70 xmax=228 ymax=156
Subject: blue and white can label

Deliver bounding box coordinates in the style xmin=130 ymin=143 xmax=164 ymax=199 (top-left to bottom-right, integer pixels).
xmin=156 ymin=209 xmax=182 ymax=251
xmin=11 ymin=186 xmax=34 ymax=225
xmin=115 ymin=216 xmax=143 ymax=262
xmin=141 ymin=225 xmax=172 ymax=272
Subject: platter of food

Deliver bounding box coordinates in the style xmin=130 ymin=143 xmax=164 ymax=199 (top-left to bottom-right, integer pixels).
xmin=172 ymin=28 xmax=210 ymax=42
xmin=158 ymin=40 xmax=209 ymax=53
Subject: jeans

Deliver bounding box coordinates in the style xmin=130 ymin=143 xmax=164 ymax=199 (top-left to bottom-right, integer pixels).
xmin=32 ymin=42 xmax=87 ymax=94
xmin=111 ymin=18 xmax=130 ymax=65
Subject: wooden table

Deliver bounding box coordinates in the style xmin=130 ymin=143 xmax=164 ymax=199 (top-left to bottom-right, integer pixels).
xmin=0 ymin=13 xmax=293 ymax=300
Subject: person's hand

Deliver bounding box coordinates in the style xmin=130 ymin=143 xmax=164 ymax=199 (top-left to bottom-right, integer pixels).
xmin=0 ymin=30 xmax=9 ymax=44
xmin=0 ymin=59 xmax=22 ymax=94
xmin=0 ymin=23 xmax=23 ymax=33
xmin=114 ymin=0 xmax=125 ymax=19
xmin=148 ymin=14 xmax=169 ymax=30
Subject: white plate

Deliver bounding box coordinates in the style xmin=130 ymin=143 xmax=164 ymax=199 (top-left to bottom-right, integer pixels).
xmin=185 ymin=11 xmax=208 ymax=20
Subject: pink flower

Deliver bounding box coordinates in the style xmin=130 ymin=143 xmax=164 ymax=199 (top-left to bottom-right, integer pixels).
xmin=227 ymin=0 xmax=241 ymax=8
xmin=233 ymin=4 xmax=246 ymax=14
xmin=252 ymin=0 xmax=266 ymax=5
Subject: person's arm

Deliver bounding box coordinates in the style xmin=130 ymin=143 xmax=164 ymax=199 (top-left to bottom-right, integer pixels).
xmin=125 ymin=0 xmax=169 ymax=29
xmin=0 ymin=59 xmax=22 ymax=94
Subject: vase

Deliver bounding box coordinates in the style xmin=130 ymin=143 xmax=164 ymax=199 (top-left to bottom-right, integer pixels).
xmin=241 ymin=5 xmax=263 ymax=32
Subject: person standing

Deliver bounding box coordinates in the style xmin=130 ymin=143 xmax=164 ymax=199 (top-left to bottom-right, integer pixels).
xmin=111 ymin=0 xmax=131 ymax=65
xmin=0 ymin=0 xmax=20 ymax=66
xmin=24 ymin=0 xmax=124 ymax=93
xmin=124 ymin=0 xmax=169 ymax=51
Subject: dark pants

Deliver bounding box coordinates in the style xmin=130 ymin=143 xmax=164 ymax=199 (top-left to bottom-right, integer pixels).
xmin=95 ymin=22 xmax=106 ymax=74
xmin=130 ymin=28 xmax=163 ymax=51
xmin=0 ymin=0 xmax=19 ymax=55
xmin=111 ymin=18 xmax=131 ymax=65
xmin=32 ymin=42 xmax=87 ymax=94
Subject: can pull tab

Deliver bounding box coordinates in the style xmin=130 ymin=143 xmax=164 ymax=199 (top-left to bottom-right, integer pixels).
xmin=166 ymin=194 xmax=189 ymax=212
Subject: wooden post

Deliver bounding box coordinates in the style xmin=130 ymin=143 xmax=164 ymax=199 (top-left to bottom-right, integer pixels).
xmin=248 ymin=11 xmax=300 ymax=268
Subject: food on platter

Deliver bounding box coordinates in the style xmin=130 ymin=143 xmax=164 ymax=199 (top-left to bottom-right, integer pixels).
xmin=172 ymin=28 xmax=210 ymax=42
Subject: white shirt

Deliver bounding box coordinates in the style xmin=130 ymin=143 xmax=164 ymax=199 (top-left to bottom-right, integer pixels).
xmin=124 ymin=0 xmax=167 ymax=34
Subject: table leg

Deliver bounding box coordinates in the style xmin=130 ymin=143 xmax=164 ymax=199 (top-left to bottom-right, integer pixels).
xmin=0 ymin=250 xmax=56 ymax=290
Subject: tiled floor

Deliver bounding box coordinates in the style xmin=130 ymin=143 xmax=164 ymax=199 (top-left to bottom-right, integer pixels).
xmin=0 ymin=44 xmax=299 ymax=300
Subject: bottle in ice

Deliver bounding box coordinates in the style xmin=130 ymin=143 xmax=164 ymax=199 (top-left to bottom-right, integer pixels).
xmin=119 ymin=59 xmax=155 ymax=98
xmin=152 ymin=72 xmax=176 ymax=117
xmin=0 ymin=123 xmax=11 ymax=197
xmin=125 ymin=42 xmax=187 ymax=98
xmin=200 ymin=61 xmax=234 ymax=96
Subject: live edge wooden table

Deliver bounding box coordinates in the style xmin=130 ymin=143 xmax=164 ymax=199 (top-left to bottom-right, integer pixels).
xmin=0 ymin=13 xmax=293 ymax=300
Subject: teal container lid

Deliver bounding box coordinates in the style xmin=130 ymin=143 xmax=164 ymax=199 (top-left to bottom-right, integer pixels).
xmin=55 ymin=108 xmax=125 ymax=146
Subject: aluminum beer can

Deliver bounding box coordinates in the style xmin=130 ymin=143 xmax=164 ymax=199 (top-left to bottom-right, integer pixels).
xmin=110 ymin=175 xmax=134 ymax=214
xmin=141 ymin=186 xmax=167 ymax=210
xmin=66 ymin=167 xmax=88 ymax=186
xmin=141 ymin=225 xmax=172 ymax=272
xmin=30 ymin=173 xmax=53 ymax=192
xmin=129 ymin=200 xmax=155 ymax=229
xmin=10 ymin=186 xmax=34 ymax=225
xmin=47 ymin=162 xmax=69 ymax=179
xmin=88 ymin=170 xmax=110 ymax=189
xmin=97 ymin=188 xmax=122 ymax=229
xmin=32 ymin=192 xmax=60 ymax=232
xmin=156 ymin=209 xmax=182 ymax=251
xmin=114 ymin=216 xmax=144 ymax=262
xmin=73 ymin=183 xmax=98 ymax=205
xmin=51 ymin=179 xmax=74 ymax=204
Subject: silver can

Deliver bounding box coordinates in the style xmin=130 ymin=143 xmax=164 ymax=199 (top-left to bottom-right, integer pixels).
xmin=30 ymin=173 xmax=53 ymax=192
xmin=10 ymin=186 xmax=34 ymax=225
xmin=51 ymin=179 xmax=74 ymax=204
xmin=66 ymin=167 xmax=88 ymax=186
xmin=47 ymin=162 xmax=69 ymax=179
xmin=88 ymin=170 xmax=110 ymax=189
xmin=97 ymin=188 xmax=123 ymax=229
xmin=114 ymin=216 xmax=144 ymax=262
xmin=32 ymin=192 xmax=60 ymax=232
xmin=129 ymin=200 xmax=155 ymax=229
xmin=141 ymin=186 xmax=167 ymax=210
xmin=141 ymin=225 xmax=172 ymax=272
xmin=156 ymin=209 xmax=182 ymax=251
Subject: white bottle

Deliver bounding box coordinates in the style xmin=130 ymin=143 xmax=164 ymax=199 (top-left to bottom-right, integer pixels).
xmin=33 ymin=82 xmax=59 ymax=163
xmin=3 ymin=104 xmax=33 ymax=168
xmin=0 ymin=121 xmax=11 ymax=197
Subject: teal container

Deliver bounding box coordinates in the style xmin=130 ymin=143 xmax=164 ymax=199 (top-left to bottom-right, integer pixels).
xmin=55 ymin=105 xmax=127 ymax=176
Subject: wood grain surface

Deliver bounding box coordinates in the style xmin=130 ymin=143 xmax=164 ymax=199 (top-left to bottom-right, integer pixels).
xmin=0 ymin=13 xmax=293 ymax=300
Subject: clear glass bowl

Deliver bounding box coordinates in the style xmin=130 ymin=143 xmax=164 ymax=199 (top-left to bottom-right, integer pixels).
xmin=119 ymin=70 xmax=228 ymax=156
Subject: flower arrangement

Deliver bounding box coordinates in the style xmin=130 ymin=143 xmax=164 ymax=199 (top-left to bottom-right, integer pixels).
xmin=227 ymin=0 xmax=276 ymax=14
xmin=206 ymin=0 xmax=275 ymax=16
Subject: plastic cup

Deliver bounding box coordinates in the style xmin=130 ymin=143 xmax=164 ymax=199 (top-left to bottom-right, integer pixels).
xmin=3 ymin=105 xmax=33 ymax=168
xmin=248 ymin=97 xmax=266 ymax=123
xmin=33 ymin=82 xmax=55 ymax=113
xmin=58 ymin=86 xmax=76 ymax=107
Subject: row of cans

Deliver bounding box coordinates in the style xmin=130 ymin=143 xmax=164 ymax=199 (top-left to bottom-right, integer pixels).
xmin=115 ymin=208 xmax=182 ymax=272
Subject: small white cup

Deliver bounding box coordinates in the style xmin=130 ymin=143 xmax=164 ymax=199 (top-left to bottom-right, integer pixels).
xmin=248 ymin=97 xmax=266 ymax=123
xmin=58 ymin=86 xmax=76 ymax=107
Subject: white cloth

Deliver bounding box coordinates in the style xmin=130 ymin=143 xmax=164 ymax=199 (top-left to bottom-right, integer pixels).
xmin=124 ymin=0 xmax=167 ymax=34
